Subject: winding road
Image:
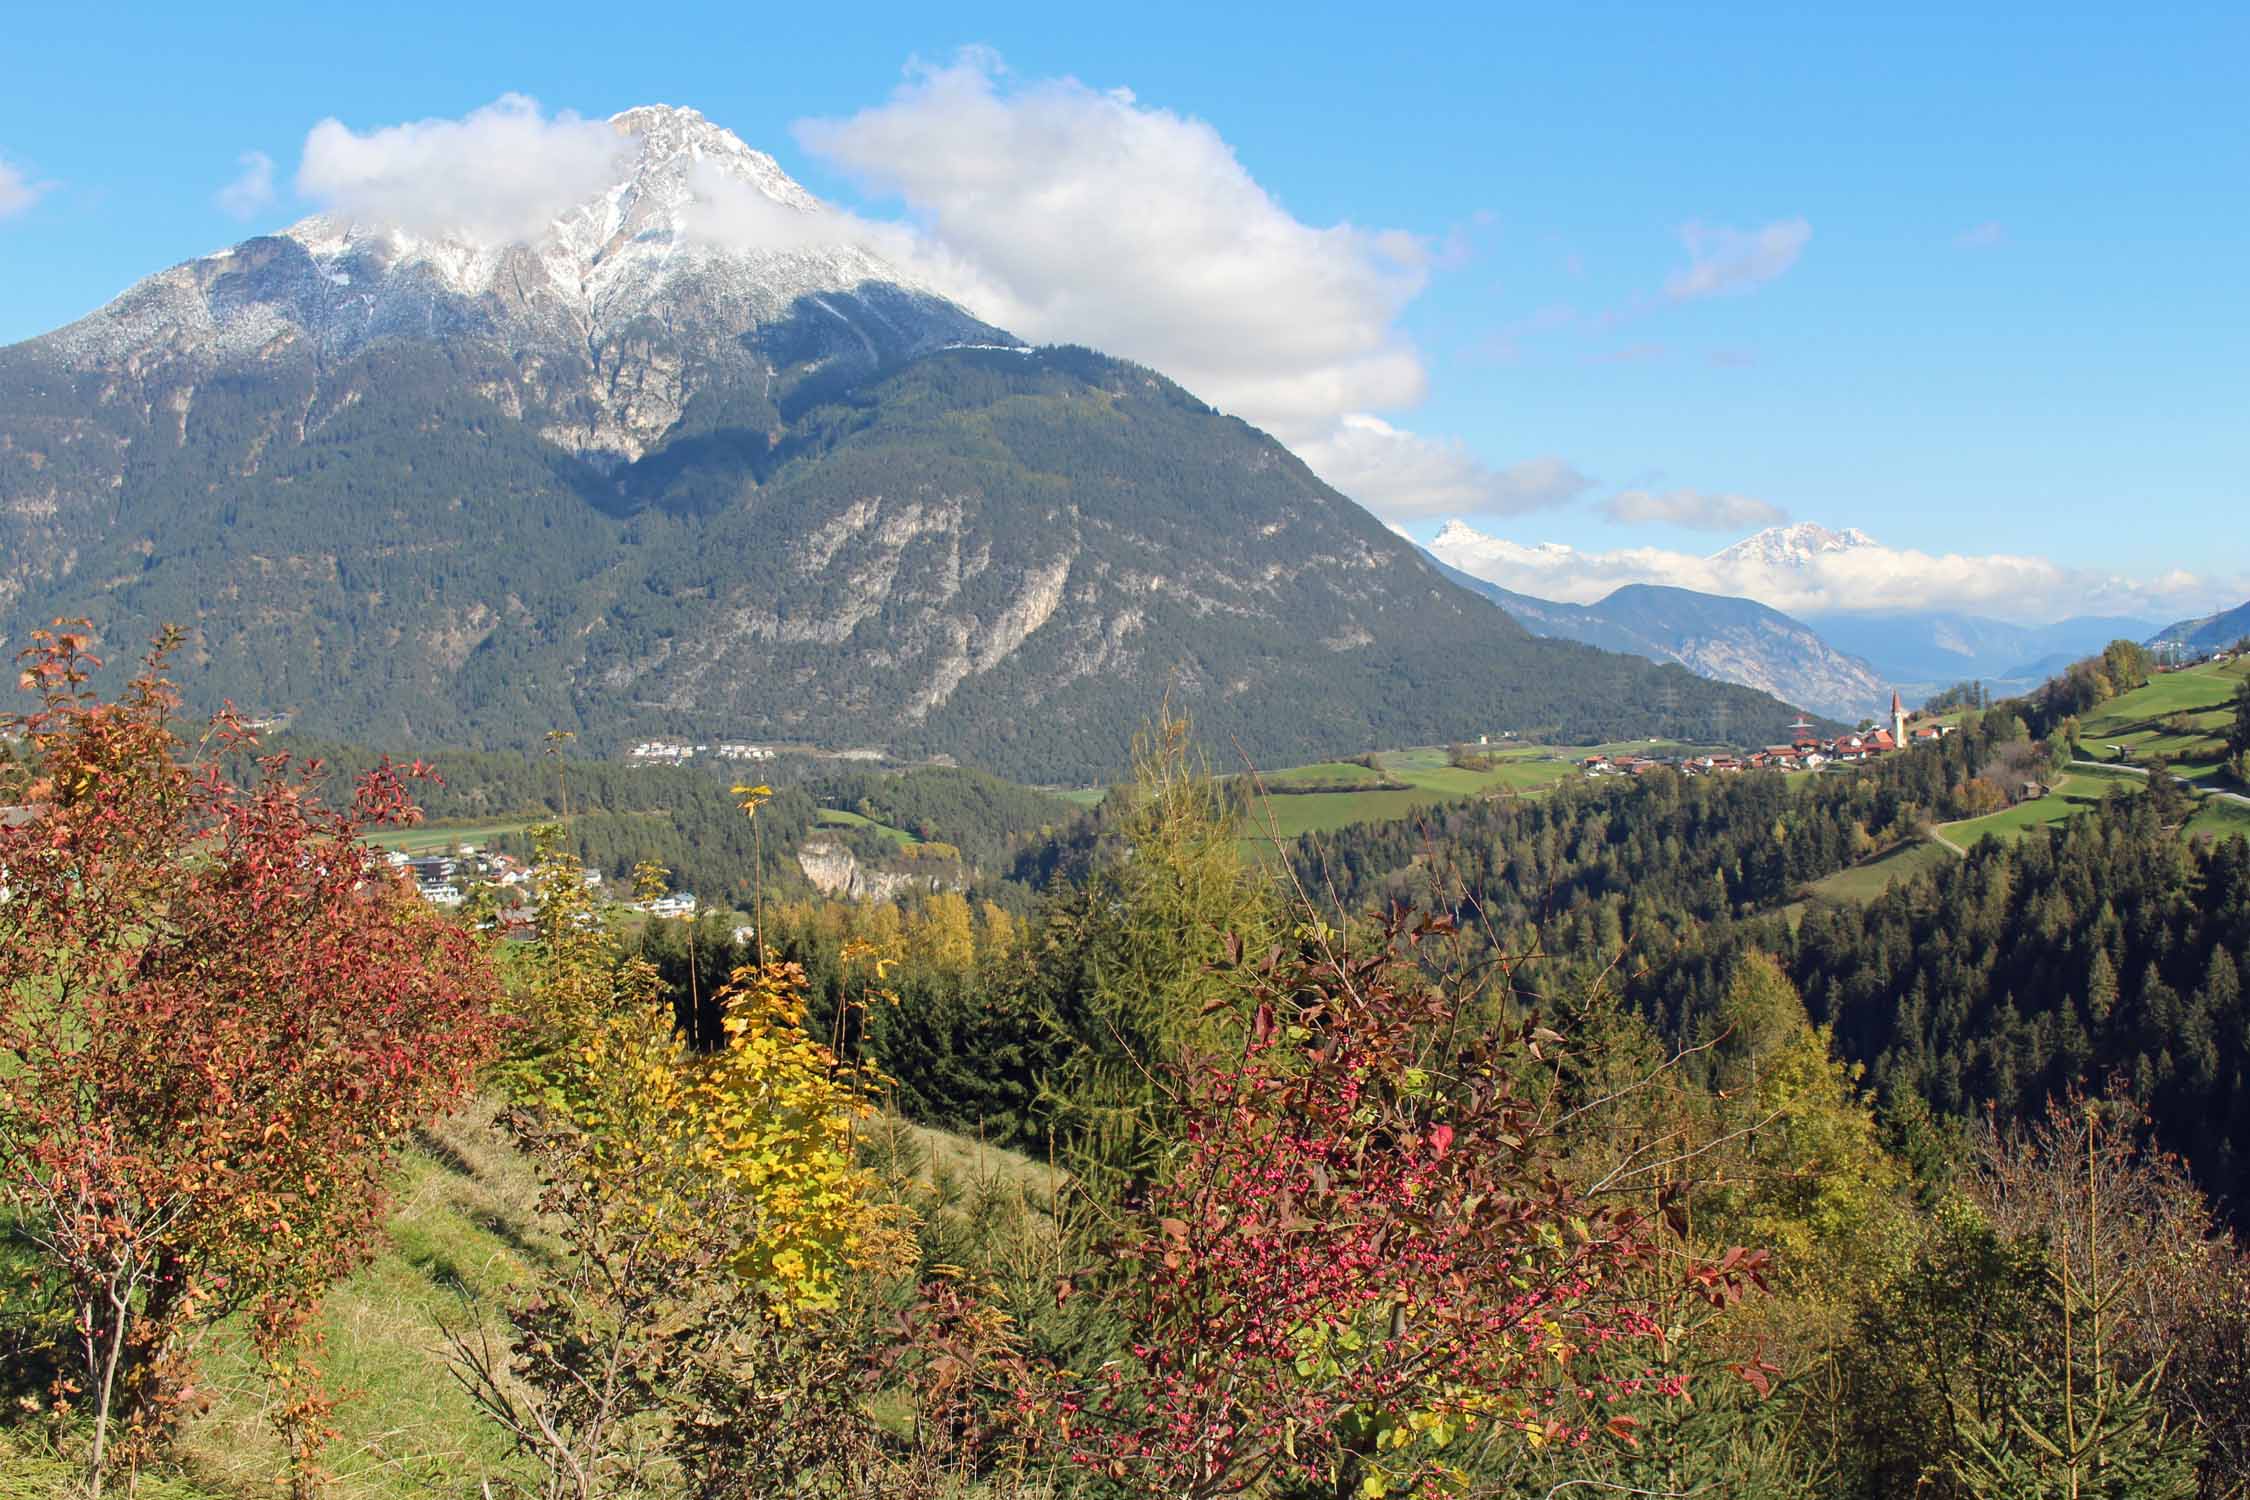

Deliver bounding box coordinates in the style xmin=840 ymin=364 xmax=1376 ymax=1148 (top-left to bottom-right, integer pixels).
xmin=2068 ymin=758 xmax=2250 ymax=809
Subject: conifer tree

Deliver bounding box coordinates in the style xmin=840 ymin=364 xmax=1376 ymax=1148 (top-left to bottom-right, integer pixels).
xmin=1947 ymin=1106 xmax=2205 ymax=1498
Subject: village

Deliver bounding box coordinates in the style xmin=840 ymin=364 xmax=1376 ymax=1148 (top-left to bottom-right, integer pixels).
xmin=625 ymin=739 xmax=778 ymax=766
xmin=390 ymin=846 xmax=706 ymax=924
xmin=1581 ymin=692 xmax=1956 ymax=780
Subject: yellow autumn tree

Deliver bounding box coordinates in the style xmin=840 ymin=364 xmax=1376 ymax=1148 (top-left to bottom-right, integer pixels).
xmin=907 ymin=889 xmax=977 ymax=973
xmin=548 ymin=957 xmax=905 ymax=1314
xmin=975 ymin=899 xmax=1018 ymax=967
xmin=454 ymin=816 xmax=912 ymax=1493
xmin=1694 ymin=950 xmax=1914 ymax=1309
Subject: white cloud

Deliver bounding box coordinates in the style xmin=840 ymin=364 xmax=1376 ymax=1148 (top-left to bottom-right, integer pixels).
xmin=794 ymin=52 xmax=1467 ymax=513
xmin=1955 ymin=220 xmax=2007 ymax=250
xmin=0 ymin=157 xmax=46 ymax=220
xmin=679 ymin=158 xmax=888 ymax=254
xmin=296 ymin=93 xmax=627 ymax=244
xmin=1665 ymin=218 xmax=1811 ymax=301
xmin=1297 ymin=416 xmax=1592 ymax=519
xmin=1601 ymin=488 xmax=1788 ymax=530
xmin=215 ymin=151 xmax=276 ymax=220
xmin=1429 ymin=518 xmax=2241 ymax=622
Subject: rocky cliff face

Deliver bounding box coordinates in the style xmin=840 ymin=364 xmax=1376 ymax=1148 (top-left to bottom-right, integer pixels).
xmin=794 ymin=839 xmax=950 ymax=902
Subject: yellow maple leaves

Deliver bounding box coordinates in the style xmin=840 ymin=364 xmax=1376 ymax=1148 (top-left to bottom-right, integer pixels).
xmin=553 ymin=957 xmax=907 ymax=1320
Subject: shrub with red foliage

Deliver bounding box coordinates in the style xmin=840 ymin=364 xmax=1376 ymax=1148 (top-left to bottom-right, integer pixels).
xmin=1044 ymin=912 xmax=1767 ymax=1499
xmin=0 ymin=624 xmax=501 ymax=1495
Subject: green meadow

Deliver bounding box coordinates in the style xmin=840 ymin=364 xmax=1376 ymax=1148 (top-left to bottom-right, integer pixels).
xmin=1803 ymin=839 xmax=1956 ymax=904
xmin=2075 ymin=656 xmax=2249 ymax=782
xmin=1238 ymin=746 xmax=1578 ymax=849
xmin=814 ymin=806 xmax=922 ymax=848
xmin=362 ymin=818 xmax=544 ymax=854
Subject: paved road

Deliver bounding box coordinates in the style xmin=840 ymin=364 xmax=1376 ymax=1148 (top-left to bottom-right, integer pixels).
xmin=2074 ymin=758 xmax=2148 ymax=775
xmin=2069 ymin=758 xmax=2250 ymax=808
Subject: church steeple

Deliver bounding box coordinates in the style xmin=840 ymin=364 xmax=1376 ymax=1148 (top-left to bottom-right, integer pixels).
xmin=1892 ymin=690 xmax=1907 ymax=749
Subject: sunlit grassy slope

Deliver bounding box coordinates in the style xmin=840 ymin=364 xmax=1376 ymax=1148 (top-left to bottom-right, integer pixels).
xmin=2 ymin=1098 xmax=1053 ymax=1500
xmin=1237 ymin=746 xmax=1577 ymax=848
xmin=1802 ymin=839 xmax=1957 ymax=904
xmin=2075 ymin=657 xmax=2249 ymax=782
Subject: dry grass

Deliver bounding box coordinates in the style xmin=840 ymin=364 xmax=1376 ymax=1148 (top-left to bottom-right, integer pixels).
xmin=173 ymin=1096 xmax=547 ymax=1499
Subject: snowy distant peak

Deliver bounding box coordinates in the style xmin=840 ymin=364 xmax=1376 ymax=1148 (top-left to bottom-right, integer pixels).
xmin=288 ymin=100 xmax=838 ymax=299
xmin=1430 ymin=519 xmax=1572 ymax=563
xmin=1712 ymin=523 xmax=1880 ymax=568
xmin=607 ymin=104 xmax=818 ymax=207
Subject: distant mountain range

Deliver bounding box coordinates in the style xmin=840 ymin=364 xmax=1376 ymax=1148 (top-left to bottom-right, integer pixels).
xmin=1425 ymin=554 xmax=1893 ymax=721
xmin=1430 ymin=520 xmax=2167 ymax=711
xmin=0 ymin=105 xmax=1809 ymax=780
xmin=2148 ymin=600 xmax=2250 ymax=655
xmin=1804 ymin=612 xmax=2163 ymax=693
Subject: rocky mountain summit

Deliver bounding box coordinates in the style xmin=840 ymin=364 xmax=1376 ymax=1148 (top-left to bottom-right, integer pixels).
xmin=26 ymin=104 xmax=1007 ymax=470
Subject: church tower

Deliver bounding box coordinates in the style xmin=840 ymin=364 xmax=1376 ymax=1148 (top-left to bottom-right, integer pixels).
xmin=1892 ymin=690 xmax=1907 ymax=748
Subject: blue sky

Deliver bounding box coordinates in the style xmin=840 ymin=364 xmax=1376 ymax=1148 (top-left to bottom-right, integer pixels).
xmin=2 ymin=1 xmax=2244 ymax=618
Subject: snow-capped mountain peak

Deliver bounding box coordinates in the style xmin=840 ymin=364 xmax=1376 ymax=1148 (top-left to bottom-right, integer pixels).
xmin=26 ymin=104 xmax=1012 ymax=464
xmin=1712 ymin=523 xmax=1880 ymax=569
xmin=1431 ymin=519 xmax=1574 ymax=563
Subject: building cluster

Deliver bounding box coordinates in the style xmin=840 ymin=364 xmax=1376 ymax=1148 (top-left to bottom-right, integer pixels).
xmin=632 ymin=892 xmax=700 ymax=918
xmin=1582 ymin=693 xmax=1955 ymax=780
xmin=386 ymin=846 xmax=608 ymax=911
xmin=627 ymin=740 xmax=777 ymax=765
xmin=389 ymin=845 xmax=531 ymax=907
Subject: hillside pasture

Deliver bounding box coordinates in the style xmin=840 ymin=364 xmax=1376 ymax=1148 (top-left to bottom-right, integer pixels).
xmin=1255 ymin=759 xmax=1411 ymax=792
xmin=1238 ymin=746 xmax=1577 ymax=849
xmin=363 ymin=817 xmax=543 ymax=854
xmin=1804 ymin=839 xmax=1956 ymax=904
xmin=2075 ymin=657 xmax=2249 ymax=782
xmin=815 ymin=806 xmax=921 ymax=848
xmin=1940 ymin=771 xmax=2116 ymax=846
xmin=2187 ymin=795 xmax=2250 ymax=842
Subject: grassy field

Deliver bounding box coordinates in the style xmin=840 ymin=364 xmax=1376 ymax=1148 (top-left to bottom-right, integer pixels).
xmin=2075 ymin=658 xmax=2248 ymax=782
xmin=815 ymin=806 xmax=921 ymax=847
xmin=1260 ymin=759 xmax=1404 ymax=790
xmin=1803 ymin=839 xmax=1956 ymax=904
xmin=1941 ymin=771 xmax=2117 ymax=846
xmin=1237 ymin=747 xmax=1579 ymax=850
xmin=1 ymin=1101 xmax=1053 ymax=1500
xmin=2187 ymin=795 xmax=2250 ymax=842
xmin=362 ymin=817 xmax=543 ymax=854
xmin=1933 ymin=758 xmax=2250 ymax=850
